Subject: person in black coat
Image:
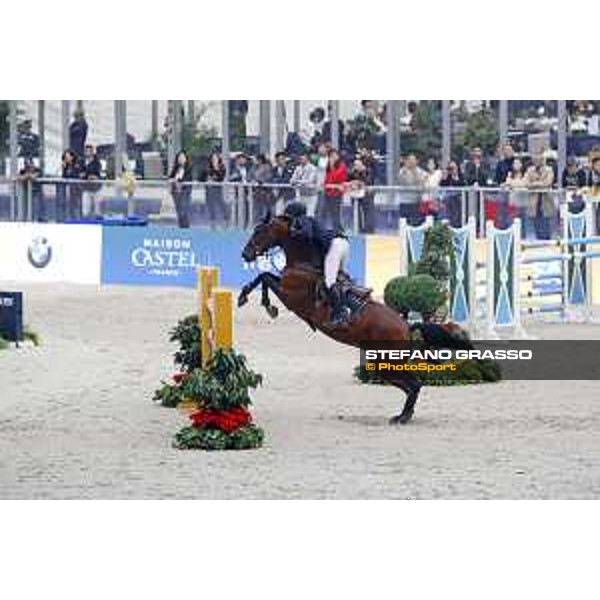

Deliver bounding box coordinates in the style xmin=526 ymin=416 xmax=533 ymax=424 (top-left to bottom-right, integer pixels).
xmin=562 ymin=156 xmax=587 ymax=189
xmin=205 ymin=151 xmax=227 ymax=227
xmin=271 ymin=151 xmax=295 ymax=206
xmin=18 ymin=119 xmax=40 ymax=160
xmin=69 ymin=110 xmax=88 ymax=160
xmin=57 ymin=149 xmax=83 ymax=221
xmin=18 ymin=158 xmax=44 ymax=221
xmin=463 ymin=147 xmax=491 ymax=186
xmin=82 ymin=145 xmax=102 ymax=179
xmin=494 ymin=142 xmax=515 ymax=185
xmin=169 ymin=150 xmax=193 ymax=228
xmin=440 ymin=161 xmax=466 ymax=227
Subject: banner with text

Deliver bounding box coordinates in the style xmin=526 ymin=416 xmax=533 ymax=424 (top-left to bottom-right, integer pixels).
xmin=101 ymin=226 xmax=366 ymax=288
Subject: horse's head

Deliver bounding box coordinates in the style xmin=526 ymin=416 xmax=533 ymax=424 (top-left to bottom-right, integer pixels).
xmin=242 ymin=211 xmax=290 ymax=262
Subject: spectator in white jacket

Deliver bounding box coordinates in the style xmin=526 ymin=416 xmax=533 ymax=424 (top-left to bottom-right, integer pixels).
xmin=398 ymin=153 xmax=427 ymax=224
xmin=290 ymin=152 xmax=318 ymax=216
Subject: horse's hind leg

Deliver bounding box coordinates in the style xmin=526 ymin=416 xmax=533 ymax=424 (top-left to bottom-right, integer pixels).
xmin=388 ymin=376 xmax=422 ymax=425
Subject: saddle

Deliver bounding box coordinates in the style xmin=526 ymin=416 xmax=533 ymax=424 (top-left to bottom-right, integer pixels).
xmin=336 ymin=271 xmax=372 ymax=300
xmin=291 ymin=263 xmax=372 ymax=314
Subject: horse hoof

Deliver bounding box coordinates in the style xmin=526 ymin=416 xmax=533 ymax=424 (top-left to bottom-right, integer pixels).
xmin=265 ymin=305 xmax=279 ymax=319
xmin=237 ymin=292 xmax=248 ymax=308
xmin=389 ymin=412 xmax=413 ymax=426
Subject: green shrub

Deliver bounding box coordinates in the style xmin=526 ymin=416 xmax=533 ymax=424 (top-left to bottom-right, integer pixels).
xmin=386 ymin=221 xmax=455 ymax=320
xmin=180 ymin=348 xmax=263 ymax=411
xmin=153 ymin=380 xmax=186 ymax=408
xmin=384 ymin=274 xmax=446 ymax=320
xmin=173 ymin=424 xmax=264 ymax=451
xmin=169 ymin=315 xmax=201 ymax=373
xmin=412 ymin=221 xmax=454 ymax=282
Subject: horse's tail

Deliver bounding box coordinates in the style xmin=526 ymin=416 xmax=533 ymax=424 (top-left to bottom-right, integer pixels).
xmin=410 ymin=322 xmax=474 ymax=351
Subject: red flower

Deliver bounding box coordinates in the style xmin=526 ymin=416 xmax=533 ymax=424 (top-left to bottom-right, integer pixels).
xmin=189 ymin=407 xmax=252 ymax=434
xmin=172 ymin=373 xmax=186 ymax=384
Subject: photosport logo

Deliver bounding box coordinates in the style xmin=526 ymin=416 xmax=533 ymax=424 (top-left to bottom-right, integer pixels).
xmin=27 ymin=236 xmax=52 ymax=269
xmin=360 ymin=341 xmax=600 ymax=380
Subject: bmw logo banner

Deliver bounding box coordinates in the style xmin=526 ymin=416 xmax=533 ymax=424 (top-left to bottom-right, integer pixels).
xmin=0 ymin=223 xmax=102 ymax=284
xmin=0 ymin=222 xmax=365 ymax=289
xmin=27 ymin=236 xmax=53 ymax=269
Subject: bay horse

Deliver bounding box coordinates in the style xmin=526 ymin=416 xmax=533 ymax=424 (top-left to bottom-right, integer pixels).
xmin=239 ymin=213 xmax=424 ymax=424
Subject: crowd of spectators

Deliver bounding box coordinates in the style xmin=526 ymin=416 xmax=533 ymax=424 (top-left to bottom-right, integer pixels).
xmin=11 ymin=101 xmax=600 ymax=238
xmin=182 ymin=142 xmax=378 ymax=232
xmin=388 ymin=140 xmax=600 ymax=238
xmin=16 ymin=107 xmax=104 ymax=222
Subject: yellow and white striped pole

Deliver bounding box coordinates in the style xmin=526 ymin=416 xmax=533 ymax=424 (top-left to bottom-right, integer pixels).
xmin=198 ymin=266 xmax=233 ymax=367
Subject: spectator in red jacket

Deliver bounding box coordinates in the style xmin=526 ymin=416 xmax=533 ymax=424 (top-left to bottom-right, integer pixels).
xmin=323 ymin=149 xmax=347 ymax=230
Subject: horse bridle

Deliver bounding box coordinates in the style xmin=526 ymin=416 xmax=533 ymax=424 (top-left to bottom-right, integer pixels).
xmin=246 ymin=217 xmax=289 ymax=258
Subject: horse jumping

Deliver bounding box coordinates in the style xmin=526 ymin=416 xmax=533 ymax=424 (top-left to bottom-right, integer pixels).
xmin=239 ymin=213 xmax=423 ymax=424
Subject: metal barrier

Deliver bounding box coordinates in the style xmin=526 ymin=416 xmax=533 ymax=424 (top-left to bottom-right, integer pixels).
xmin=0 ymin=176 xmax=594 ymax=239
xmin=398 ymin=205 xmax=600 ymax=337
xmin=485 ymin=204 xmax=599 ymax=335
xmin=399 ymin=215 xmax=477 ymax=332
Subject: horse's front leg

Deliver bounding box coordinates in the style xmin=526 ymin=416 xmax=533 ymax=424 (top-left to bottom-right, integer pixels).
xmin=238 ymin=272 xmax=281 ymax=319
xmin=237 ymin=273 xmax=265 ymax=307
xmin=261 ymin=278 xmax=279 ymax=319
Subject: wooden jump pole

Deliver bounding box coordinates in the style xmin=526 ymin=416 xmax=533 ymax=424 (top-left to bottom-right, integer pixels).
xmin=213 ymin=289 xmax=233 ymax=352
xmin=198 ymin=266 xmax=233 ymax=367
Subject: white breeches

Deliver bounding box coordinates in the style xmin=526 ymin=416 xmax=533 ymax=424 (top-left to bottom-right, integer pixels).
xmin=324 ymin=237 xmax=350 ymax=288
xmin=303 ymin=194 xmax=318 ymax=217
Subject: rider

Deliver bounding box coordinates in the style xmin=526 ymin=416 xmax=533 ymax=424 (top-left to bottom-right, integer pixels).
xmin=284 ymin=201 xmax=350 ymax=325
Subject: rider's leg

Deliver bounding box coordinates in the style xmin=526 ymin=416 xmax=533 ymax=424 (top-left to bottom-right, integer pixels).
xmin=324 ymin=238 xmax=344 ymax=288
xmin=324 ymin=238 xmax=350 ymax=325
xmin=338 ymin=237 xmax=350 ymax=272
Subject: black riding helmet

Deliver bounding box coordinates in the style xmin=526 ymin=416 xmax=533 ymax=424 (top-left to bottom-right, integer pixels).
xmin=283 ymin=201 xmax=307 ymax=220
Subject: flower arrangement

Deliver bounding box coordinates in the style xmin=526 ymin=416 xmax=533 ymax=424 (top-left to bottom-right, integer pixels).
xmin=154 ymin=314 xmax=265 ymax=451
xmin=153 ymin=315 xmax=201 ymax=407
xmin=172 ymin=349 xmax=264 ymax=451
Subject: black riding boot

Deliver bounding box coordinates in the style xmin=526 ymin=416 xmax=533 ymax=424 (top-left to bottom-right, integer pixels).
xmin=327 ymin=285 xmax=348 ymax=326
